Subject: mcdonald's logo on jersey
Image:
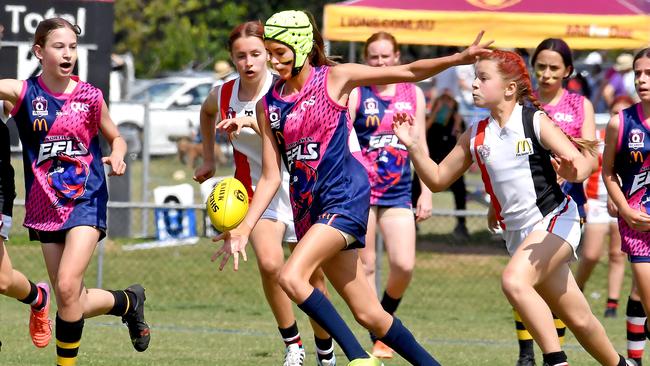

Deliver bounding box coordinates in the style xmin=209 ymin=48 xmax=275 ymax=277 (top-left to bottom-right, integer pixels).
xmin=631 ymin=150 xmax=645 ymax=163
xmin=33 ymin=118 xmax=48 ymax=132
xmin=515 ymin=138 xmax=534 ymax=157
xmin=366 ymin=115 xmax=381 ymax=128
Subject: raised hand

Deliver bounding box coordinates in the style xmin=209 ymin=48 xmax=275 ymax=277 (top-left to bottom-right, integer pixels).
xmin=456 ymin=31 xmax=493 ymax=65
xmin=210 ymin=223 xmax=251 ymax=271
xmin=392 ymin=112 xmax=417 ymax=149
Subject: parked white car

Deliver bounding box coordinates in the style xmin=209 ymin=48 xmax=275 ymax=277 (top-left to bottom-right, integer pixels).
xmin=111 ymin=76 xmax=217 ymax=156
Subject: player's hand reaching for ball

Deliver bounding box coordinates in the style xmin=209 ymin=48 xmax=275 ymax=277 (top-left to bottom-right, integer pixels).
xmin=211 ymin=222 xmax=252 ymax=271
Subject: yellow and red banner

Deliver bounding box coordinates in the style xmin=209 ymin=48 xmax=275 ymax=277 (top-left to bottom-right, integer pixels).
xmin=323 ymin=1 xmax=650 ymax=49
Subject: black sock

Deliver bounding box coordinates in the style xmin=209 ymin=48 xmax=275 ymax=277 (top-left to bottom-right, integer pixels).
xmin=56 ymin=314 xmax=84 ymax=366
xmin=107 ymin=290 xmax=131 ymax=316
xmin=279 ymin=322 xmax=302 ymax=348
xmin=519 ymin=339 xmax=534 ymax=358
xmin=618 ymin=354 xmax=630 ymax=366
xmin=608 ymin=298 xmax=620 ymax=309
xmin=542 ymin=351 xmax=568 ymax=366
xmin=315 ymin=336 xmax=334 ymax=361
xmin=18 ymin=281 xmax=40 ymax=307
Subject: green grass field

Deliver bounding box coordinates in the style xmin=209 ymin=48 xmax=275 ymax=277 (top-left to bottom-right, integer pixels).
xmin=0 ymin=156 xmax=639 ymax=365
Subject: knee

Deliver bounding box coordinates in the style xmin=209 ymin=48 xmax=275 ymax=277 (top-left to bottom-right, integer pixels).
xmin=55 ymin=277 xmax=80 ymax=306
xmin=562 ymin=311 xmax=594 ymax=334
xmin=501 ymin=270 xmax=528 ymax=300
xmin=352 ymin=306 xmax=385 ymax=331
xmin=278 ymin=266 xmax=305 ymax=301
xmin=256 ymin=256 xmax=284 ymax=280
xmin=608 ymin=249 xmax=625 ymax=264
xmin=390 ymin=259 xmax=414 ymax=280
xmin=362 ymin=257 xmax=376 ymax=278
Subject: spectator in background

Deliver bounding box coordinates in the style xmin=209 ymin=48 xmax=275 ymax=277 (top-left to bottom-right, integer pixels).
xmin=603 ymin=53 xmax=636 ymax=107
xmin=583 ymin=51 xmax=609 ymax=113
xmin=213 ymin=60 xmax=237 ymax=84
xmin=412 ymin=93 xmax=469 ymax=239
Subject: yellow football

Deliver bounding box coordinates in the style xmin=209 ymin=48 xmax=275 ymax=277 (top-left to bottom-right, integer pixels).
xmin=206 ymin=177 xmax=249 ymax=232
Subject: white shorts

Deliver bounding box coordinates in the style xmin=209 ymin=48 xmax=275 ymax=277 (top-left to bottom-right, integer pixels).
xmin=0 ymin=215 xmax=12 ymax=240
xmin=502 ymin=198 xmax=581 ymax=259
xmin=585 ymin=198 xmax=617 ymax=225
xmin=260 ymin=186 xmax=297 ymax=243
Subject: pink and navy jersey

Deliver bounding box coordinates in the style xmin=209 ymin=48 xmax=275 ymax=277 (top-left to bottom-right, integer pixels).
xmin=352 ymin=84 xmax=415 ymax=207
xmin=541 ymin=89 xmax=587 ymax=209
xmin=264 ymin=66 xmax=370 ymax=244
xmin=614 ymin=103 xmax=650 ymax=255
xmin=11 ymin=76 xmax=108 ymax=232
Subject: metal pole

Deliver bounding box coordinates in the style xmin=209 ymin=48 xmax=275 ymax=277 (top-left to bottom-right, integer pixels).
xmin=348 ymin=42 xmax=356 ymax=63
xmin=96 ymin=238 xmax=104 ymax=288
xmin=375 ymin=231 xmax=383 ymax=297
xmin=141 ymin=94 xmax=151 ymax=237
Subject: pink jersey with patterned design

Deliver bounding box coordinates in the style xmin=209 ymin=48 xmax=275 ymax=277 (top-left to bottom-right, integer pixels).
xmin=264 ymin=66 xmax=370 ymax=243
xmin=11 ymin=76 xmax=108 ymax=232
xmin=541 ymin=89 xmax=585 ymax=138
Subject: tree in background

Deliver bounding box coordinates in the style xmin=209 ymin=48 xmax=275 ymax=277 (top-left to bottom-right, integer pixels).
xmin=114 ymin=0 xmax=329 ymax=78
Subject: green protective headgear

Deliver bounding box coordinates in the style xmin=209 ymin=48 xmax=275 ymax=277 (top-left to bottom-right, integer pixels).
xmin=264 ymin=10 xmax=314 ymax=76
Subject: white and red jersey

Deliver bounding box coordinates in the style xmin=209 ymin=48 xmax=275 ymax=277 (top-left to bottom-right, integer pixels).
xmin=217 ymin=70 xmax=290 ymax=198
xmin=585 ymin=129 xmax=607 ymax=202
xmin=470 ymin=104 xmax=566 ymax=230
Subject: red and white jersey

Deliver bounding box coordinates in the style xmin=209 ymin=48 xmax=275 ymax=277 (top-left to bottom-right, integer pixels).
xmin=585 ymin=129 xmax=607 ymax=202
xmin=470 ymin=104 xmax=566 ymax=230
xmin=217 ymin=70 xmax=290 ymax=197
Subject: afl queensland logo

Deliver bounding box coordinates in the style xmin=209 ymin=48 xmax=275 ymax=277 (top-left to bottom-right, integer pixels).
xmin=32 ymin=96 xmax=48 ymax=117
xmin=268 ymin=105 xmax=281 ymax=129
xmin=363 ymin=97 xmax=379 ymax=115
xmin=629 ymin=129 xmax=645 ymax=150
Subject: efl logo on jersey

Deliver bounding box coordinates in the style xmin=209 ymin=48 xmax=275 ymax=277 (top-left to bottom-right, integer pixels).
xmin=366 ymin=115 xmax=381 ymax=128
xmin=631 ymin=150 xmax=645 ymax=163
xmin=368 ymin=133 xmax=406 ymax=151
xmin=286 ymin=141 xmax=321 ymax=170
xmin=31 ymin=96 xmax=48 ymax=117
xmin=37 ymin=139 xmax=89 ymax=165
xmin=630 ymin=170 xmax=650 ymax=196
xmin=363 ymin=98 xmax=379 ymax=115
xmin=515 ymin=138 xmax=534 ymax=157
xmin=394 ymin=102 xmax=412 ymax=111
xmin=33 ymin=118 xmax=48 ymax=132
xmin=629 ymin=129 xmax=645 ymax=149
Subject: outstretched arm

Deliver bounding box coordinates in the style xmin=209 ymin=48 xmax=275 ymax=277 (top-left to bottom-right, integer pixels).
xmin=211 ymin=100 xmax=283 ymax=271
xmin=330 ymin=32 xmax=492 ymax=100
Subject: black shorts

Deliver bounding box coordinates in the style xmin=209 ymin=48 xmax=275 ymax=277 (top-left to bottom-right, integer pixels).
xmin=29 ymin=227 xmax=106 ymax=244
